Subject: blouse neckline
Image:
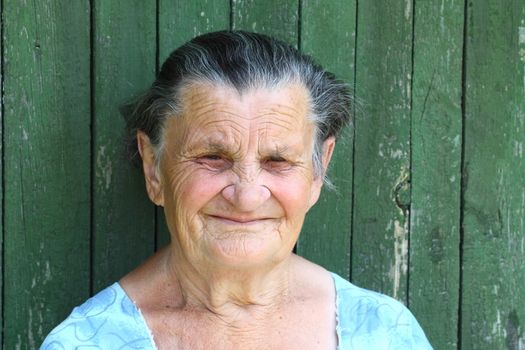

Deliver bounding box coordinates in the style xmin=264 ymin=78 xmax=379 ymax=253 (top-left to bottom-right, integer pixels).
xmin=115 ymin=271 xmax=343 ymax=350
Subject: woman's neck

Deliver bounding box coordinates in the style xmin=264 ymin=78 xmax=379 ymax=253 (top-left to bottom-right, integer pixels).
xmin=161 ymin=244 xmax=296 ymax=319
xmin=119 ymin=244 xmax=337 ymax=349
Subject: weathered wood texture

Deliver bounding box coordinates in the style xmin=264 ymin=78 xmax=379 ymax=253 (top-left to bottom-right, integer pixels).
xmin=156 ymin=0 xmax=230 ymax=248
xmin=462 ymin=1 xmax=525 ymax=348
xmin=158 ymin=0 xmax=230 ymax=63
xmin=352 ymin=0 xmax=413 ymax=303
xmin=409 ymin=1 xmax=464 ymax=349
xmin=92 ymin=0 xmax=157 ymax=292
xmin=0 ymin=0 xmax=3 ymax=346
xmin=3 ymin=1 xmax=91 ymax=349
xmin=3 ymin=1 xmax=525 ymax=349
xmin=231 ymin=0 xmax=299 ymax=45
xmin=297 ymin=0 xmax=356 ymax=280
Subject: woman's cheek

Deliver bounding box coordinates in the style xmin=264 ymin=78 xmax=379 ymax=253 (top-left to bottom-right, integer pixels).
xmin=265 ymin=172 xmax=313 ymax=218
xmin=161 ymin=166 xmax=213 ymax=249
xmin=268 ymin=167 xmax=313 ymax=198
xmin=180 ymin=169 xmax=230 ymax=204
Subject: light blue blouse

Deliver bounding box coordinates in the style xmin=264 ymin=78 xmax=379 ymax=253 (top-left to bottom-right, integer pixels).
xmin=331 ymin=273 xmax=432 ymax=349
xmin=41 ymin=273 xmax=432 ymax=349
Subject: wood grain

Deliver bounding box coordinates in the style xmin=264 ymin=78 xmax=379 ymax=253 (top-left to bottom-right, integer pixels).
xmin=462 ymin=1 xmax=525 ymax=348
xmin=92 ymin=0 xmax=156 ymax=291
xmin=352 ymin=0 xmax=413 ymax=303
xmin=0 ymin=0 xmax=3 ymax=346
xmin=158 ymin=0 xmax=230 ymax=63
xmin=297 ymin=0 xmax=356 ymax=280
xmin=409 ymin=1 xmax=464 ymax=348
xmin=231 ymin=0 xmax=299 ymax=45
xmin=3 ymin=1 xmax=90 ymax=347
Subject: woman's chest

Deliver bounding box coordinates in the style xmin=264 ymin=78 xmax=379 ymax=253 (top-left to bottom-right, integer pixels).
xmin=147 ymin=305 xmax=337 ymax=350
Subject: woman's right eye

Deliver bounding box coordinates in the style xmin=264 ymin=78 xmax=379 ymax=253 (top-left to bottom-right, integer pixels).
xmin=203 ymin=154 xmax=221 ymax=160
xmin=196 ymin=155 xmax=231 ymax=171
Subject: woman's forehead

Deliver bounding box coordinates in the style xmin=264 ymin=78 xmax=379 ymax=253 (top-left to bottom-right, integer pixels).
xmin=163 ymin=83 xmax=315 ymax=153
xmin=178 ymin=82 xmax=312 ymax=124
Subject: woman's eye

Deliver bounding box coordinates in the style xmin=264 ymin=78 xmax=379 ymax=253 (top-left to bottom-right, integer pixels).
xmin=264 ymin=157 xmax=292 ymax=171
xmin=196 ymin=155 xmax=231 ymax=170
xmin=203 ymin=154 xmax=222 ymax=160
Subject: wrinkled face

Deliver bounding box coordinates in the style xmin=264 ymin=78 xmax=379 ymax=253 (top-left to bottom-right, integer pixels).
xmin=150 ymin=83 xmax=332 ymax=269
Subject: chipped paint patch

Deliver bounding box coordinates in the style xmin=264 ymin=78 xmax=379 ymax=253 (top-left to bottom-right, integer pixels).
xmin=390 ymin=149 xmax=403 ymax=159
xmin=44 ymin=260 xmax=51 ymax=282
xmin=493 ymin=284 xmax=500 ymax=295
xmin=96 ymin=145 xmax=113 ymax=190
xmin=453 ymin=134 xmax=461 ymax=148
xmin=28 ymin=309 xmax=35 ymax=349
xmin=491 ymin=309 xmax=505 ymax=340
xmin=515 ymin=141 xmax=523 ymax=158
xmin=378 ymin=143 xmax=384 ymax=157
xmin=519 ymin=27 xmax=525 ymax=45
xmin=392 ymin=163 xmax=410 ymax=216
xmin=518 ymin=27 xmax=525 ymax=89
xmin=390 ymin=220 xmax=408 ymax=300
xmin=404 ymin=0 xmax=412 ymax=20
xmin=15 ymin=334 xmax=22 ymax=350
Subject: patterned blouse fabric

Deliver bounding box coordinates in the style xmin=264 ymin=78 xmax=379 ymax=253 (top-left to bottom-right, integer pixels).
xmin=331 ymin=273 xmax=432 ymax=349
xmin=40 ymin=273 xmax=433 ymax=349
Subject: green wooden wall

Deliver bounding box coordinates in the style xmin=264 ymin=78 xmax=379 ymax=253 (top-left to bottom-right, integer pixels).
xmin=2 ymin=1 xmax=524 ymax=349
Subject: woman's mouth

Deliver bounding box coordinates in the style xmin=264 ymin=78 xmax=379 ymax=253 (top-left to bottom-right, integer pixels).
xmin=207 ymin=214 xmax=273 ymax=225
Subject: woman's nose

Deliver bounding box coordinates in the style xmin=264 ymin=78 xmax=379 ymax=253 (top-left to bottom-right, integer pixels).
xmin=221 ymin=182 xmax=271 ymax=212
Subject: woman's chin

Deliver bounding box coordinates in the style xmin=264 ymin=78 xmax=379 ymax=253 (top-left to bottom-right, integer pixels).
xmin=203 ymin=235 xmax=291 ymax=269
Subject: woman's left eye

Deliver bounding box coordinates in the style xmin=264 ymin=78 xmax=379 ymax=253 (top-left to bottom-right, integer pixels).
xmin=264 ymin=156 xmax=292 ymax=171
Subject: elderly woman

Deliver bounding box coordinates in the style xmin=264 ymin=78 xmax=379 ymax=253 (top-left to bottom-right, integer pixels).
xmin=41 ymin=31 xmax=431 ymax=349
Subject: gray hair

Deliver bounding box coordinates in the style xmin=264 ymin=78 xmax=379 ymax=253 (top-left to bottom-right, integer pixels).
xmin=123 ymin=30 xmax=352 ymax=182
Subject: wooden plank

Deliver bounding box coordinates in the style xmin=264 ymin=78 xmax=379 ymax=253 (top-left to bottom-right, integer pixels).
xmin=462 ymin=1 xmax=525 ymax=348
xmin=352 ymin=0 xmax=413 ymax=303
xmin=156 ymin=0 xmax=230 ymax=248
xmin=0 ymin=0 xmax=3 ymax=347
xmin=296 ymin=0 xmax=356 ymax=280
xmin=158 ymin=0 xmax=230 ymax=64
xmin=3 ymin=1 xmax=90 ymax=348
xmin=409 ymin=1 xmax=464 ymax=348
xmin=231 ymin=0 xmax=298 ymax=45
xmin=92 ymin=0 xmax=156 ymax=291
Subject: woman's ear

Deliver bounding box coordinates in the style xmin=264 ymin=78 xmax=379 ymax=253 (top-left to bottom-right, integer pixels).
xmin=137 ymin=131 xmax=164 ymax=206
xmin=308 ymin=136 xmax=336 ymax=209
xmin=321 ymin=136 xmax=336 ymax=173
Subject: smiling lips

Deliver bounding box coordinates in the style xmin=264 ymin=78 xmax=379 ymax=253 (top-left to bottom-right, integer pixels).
xmin=208 ymin=214 xmax=274 ymax=225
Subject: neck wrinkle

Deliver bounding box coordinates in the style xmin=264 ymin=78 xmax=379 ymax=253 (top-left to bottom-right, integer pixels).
xmin=163 ymin=244 xmax=294 ymax=319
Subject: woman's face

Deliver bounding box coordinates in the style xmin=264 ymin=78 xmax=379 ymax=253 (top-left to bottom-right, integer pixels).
xmin=146 ymin=83 xmax=332 ymax=269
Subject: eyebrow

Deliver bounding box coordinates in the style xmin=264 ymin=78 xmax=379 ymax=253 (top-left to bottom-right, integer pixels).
xmin=204 ymin=141 xmax=232 ymax=153
xmin=185 ymin=139 xmax=237 ymax=156
xmin=267 ymin=144 xmax=291 ymax=156
xmin=182 ymin=133 xmax=305 ymax=159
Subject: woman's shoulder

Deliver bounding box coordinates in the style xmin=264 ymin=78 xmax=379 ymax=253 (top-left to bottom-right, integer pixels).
xmin=331 ymin=273 xmax=433 ymax=349
xmin=40 ymin=283 xmax=155 ymax=350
